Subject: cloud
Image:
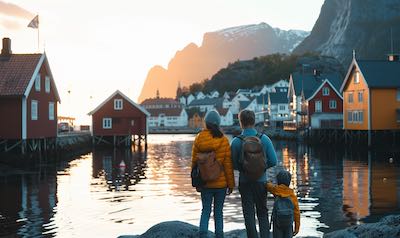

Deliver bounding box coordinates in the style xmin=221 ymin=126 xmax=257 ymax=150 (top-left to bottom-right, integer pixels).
xmin=0 ymin=1 xmax=34 ymax=30
xmin=0 ymin=18 xmax=23 ymax=30
xmin=0 ymin=1 xmax=35 ymax=19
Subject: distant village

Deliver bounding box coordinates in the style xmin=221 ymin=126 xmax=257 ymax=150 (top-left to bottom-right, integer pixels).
xmin=0 ymin=36 xmax=400 ymax=154
xmin=140 ymin=54 xmax=400 ymax=134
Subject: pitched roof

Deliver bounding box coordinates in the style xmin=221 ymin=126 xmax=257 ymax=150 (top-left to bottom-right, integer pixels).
xmin=216 ymin=107 xmax=230 ymax=116
xmin=269 ymin=92 xmax=289 ymax=104
xmin=307 ymin=79 xmax=343 ymax=101
xmin=291 ymin=72 xmax=342 ymax=99
xmin=0 ymin=53 xmax=60 ymax=101
xmin=88 ymin=90 xmax=150 ymax=116
xmin=256 ymin=94 xmax=268 ymax=105
xmin=146 ymin=108 xmax=184 ymax=117
xmin=239 ymin=100 xmax=251 ymax=110
xmin=141 ymin=97 xmax=179 ymax=105
xmin=356 ymin=60 xmax=400 ymax=88
xmin=188 ymin=97 xmax=224 ymax=107
xmin=0 ymin=53 xmax=39 ymax=95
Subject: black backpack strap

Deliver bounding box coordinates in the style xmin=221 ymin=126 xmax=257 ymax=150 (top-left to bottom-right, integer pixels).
xmin=235 ymin=134 xmax=245 ymax=141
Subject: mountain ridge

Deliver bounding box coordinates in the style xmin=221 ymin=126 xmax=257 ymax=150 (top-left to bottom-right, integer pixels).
xmin=138 ymin=22 xmax=309 ymax=102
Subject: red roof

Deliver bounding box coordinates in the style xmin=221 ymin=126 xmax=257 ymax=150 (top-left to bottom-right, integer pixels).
xmin=141 ymin=97 xmax=180 ymax=105
xmin=216 ymin=107 xmax=230 ymax=116
xmin=0 ymin=54 xmax=42 ymax=96
xmin=147 ymin=108 xmax=184 ymax=117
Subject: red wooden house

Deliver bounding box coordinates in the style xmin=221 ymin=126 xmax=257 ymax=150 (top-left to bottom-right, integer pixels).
xmin=307 ymin=79 xmax=343 ymax=129
xmin=0 ymin=38 xmax=60 ymax=141
xmin=88 ymin=90 xmax=150 ymax=147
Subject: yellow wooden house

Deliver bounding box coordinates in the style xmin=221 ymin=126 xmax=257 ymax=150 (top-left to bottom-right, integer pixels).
xmin=340 ymin=56 xmax=400 ymax=130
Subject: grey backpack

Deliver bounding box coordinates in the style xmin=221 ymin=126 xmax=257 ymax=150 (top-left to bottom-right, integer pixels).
xmin=271 ymin=196 xmax=294 ymax=229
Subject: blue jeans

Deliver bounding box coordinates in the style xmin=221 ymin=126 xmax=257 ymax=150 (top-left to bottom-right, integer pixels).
xmin=239 ymin=182 xmax=270 ymax=238
xmin=199 ymin=188 xmax=227 ymax=238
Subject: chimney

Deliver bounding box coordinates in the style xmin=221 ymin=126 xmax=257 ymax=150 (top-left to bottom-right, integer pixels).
xmin=1 ymin=38 xmax=12 ymax=57
xmin=388 ymin=54 xmax=399 ymax=62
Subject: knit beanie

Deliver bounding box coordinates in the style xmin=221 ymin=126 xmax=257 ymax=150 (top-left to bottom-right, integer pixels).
xmin=204 ymin=110 xmax=221 ymax=126
xmin=277 ymin=170 xmax=292 ymax=186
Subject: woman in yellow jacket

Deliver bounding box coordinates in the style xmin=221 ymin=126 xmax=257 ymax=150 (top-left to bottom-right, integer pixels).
xmin=191 ymin=110 xmax=235 ymax=238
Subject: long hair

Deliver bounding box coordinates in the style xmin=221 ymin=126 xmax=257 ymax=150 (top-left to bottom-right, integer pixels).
xmin=206 ymin=122 xmax=223 ymax=138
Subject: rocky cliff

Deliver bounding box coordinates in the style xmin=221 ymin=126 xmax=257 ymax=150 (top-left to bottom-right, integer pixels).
xmin=294 ymin=0 xmax=400 ymax=66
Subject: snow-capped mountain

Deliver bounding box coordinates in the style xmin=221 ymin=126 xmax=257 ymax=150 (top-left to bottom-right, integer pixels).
xmin=139 ymin=23 xmax=309 ymax=102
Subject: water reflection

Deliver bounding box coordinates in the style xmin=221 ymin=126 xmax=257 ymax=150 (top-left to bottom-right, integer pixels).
xmin=92 ymin=148 xmax=147 ymax=192
xmin=0 ymin=135 xmax=399 ymax=237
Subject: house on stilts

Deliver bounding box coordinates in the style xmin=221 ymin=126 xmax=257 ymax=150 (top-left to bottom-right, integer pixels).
xmin=88 ymin=90 xmax=150 ymax=150
xmin=0 ymin=38 xmax=60 ymax=154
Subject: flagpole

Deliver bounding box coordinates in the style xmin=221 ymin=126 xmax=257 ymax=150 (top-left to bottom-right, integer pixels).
xmin=37 ymin=15 xmax=40 ymax=52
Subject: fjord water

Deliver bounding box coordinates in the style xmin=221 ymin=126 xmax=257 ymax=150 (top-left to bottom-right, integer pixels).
xmin=1 ymin=134 xmax=399 ymax=237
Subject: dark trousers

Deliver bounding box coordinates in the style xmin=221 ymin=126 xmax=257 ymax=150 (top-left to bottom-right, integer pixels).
xmin=273 ymin=223 xmax=293 ymax=238
xmin=239 ymin=182 xmax=270 ymax=238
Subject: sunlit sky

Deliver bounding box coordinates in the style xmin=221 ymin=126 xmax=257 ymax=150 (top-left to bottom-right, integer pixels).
xmin=0 ymin=0 xmax=324 ymax=124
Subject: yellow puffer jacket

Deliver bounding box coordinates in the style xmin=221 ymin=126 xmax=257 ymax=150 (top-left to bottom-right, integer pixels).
xmin=266 ymin=183 xmax=300 ymax=234
xmin=191 ymin=130 xmax=235 ymax=189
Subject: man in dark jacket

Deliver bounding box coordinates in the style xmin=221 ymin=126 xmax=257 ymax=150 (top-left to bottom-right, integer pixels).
xmin=231 ymin=109 xmax=277 ymax=238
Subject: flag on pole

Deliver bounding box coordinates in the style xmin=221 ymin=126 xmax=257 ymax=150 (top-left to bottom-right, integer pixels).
xmin=27 ymin=15 xmax=39 ymax=29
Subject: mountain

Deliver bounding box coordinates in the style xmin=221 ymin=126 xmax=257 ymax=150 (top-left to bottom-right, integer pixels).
xmin=199 ymin=53 xmax=344 ymax=95
xmin=138 ymin=23 xmax=309 ymax=102
xmin=294 ymin=0 xmax=400 ymax=66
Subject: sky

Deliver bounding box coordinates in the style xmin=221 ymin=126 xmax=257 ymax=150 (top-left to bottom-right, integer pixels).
xmin=0 ymin=0 xmax=324 ymax=124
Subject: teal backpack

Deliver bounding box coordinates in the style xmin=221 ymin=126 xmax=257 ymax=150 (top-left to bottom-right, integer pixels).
xmin=271 ymin=196 xmax=294 ymax=229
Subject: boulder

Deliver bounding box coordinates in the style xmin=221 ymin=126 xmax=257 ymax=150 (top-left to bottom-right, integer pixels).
xmin=117 ymin=220 xmax=248 ymax=238
xmin=324 ymin=215 xmax=400 ymax=238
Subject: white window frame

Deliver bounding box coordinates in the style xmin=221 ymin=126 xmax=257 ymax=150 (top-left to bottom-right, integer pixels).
xmin=45 ymin=76 xmax=51 ymax=93
xmin=35 ymin=75 xmax=41 ymax=92
xmin=329 ymin=100 xmax=337 ymax=109
xmin=31 ymin=100 xmax=38 ymax=120
xmin=355 ymin=71 xmax=360 ymax=84
xmin=397 ymin=88 xmax=400 ymax=101
xmin=315 ymin=100 xmax=322 ymax=112
xmin=322 ymin=87 xmax=330 ymax=96
xmin=103 ymin=118 xmax=112 ymax=129
xmin=348 ymin=92 xmax=354 ymax=103
xmin=49 ymin=102 xmax=55 ymax=120
xmin=358 ymin=91 xmax=363 ymax=102
xmin=348 ymin=111 xmax=353 ymax=123
xmin=114 ymin=99 xmax=123 ymax=110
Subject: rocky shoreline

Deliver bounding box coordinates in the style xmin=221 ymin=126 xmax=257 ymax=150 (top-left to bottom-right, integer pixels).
xmin=118 ymin=215 xmax=400 ymax=238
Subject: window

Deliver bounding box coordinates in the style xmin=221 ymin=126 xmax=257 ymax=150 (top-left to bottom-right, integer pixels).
xmin=358 ymin=91 xmax=363 ymax=102
xmin=347 ymin=111 xmax=353 ymax=123
xmin=322 ymin=87 xmax=330 ymax=96
xmin=315 ymin=100 xmax=322 ymax=112
xmin=329 ymin=100 xmax=337 ymax=109
xmin=31 ymin=100 xmax=38 ymax=120
xmin=45 ymin=76 xmax=51 ymax=93
xmin=35 ymin=75 xmax=41 ymax=91
xmin=279 ymin=105 xmax=286 ymax=110
xmin=397 ymin=89 xmax=400 ymax=101
xmin=114 ymin=99 xmax=123 ymax=110
xmin=355 ymin=71 xmax=360 ymax=84
xmin=348 ymin=92 xmax=354 ymax=103
xmin=49 ymin=102 xmax=54 ymax=120
xmin=103 ymin=118 xmax=112 ymax=129
xmin=397 ymin=109 xmax=400 ymax=122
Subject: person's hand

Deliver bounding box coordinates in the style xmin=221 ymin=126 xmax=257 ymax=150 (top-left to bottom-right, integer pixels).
xmin=226 ymin=188 xmax=233 ymax=195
